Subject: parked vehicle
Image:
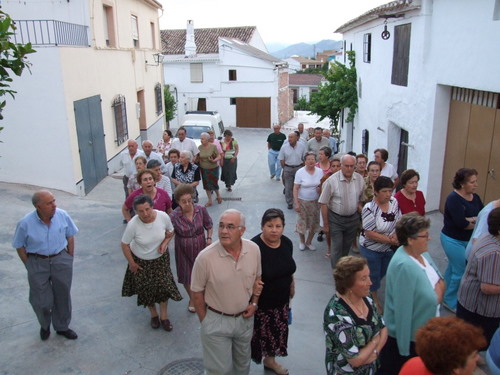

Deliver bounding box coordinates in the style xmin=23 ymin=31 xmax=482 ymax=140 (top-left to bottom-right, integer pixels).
xmin=175 ymin=111 xmax=225 ymax=146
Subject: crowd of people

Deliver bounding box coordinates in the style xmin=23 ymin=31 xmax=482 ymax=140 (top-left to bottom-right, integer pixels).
xmin=12 ymin=124 xmax=499 ymax=375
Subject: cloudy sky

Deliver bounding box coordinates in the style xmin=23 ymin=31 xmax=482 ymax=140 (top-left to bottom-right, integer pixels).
xmin=157 ymin=0 xmax=388 ymax=44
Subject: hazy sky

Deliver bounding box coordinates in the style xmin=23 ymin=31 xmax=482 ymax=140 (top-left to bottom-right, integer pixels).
xmin=158 ymin=0 xmax=389 ymax=45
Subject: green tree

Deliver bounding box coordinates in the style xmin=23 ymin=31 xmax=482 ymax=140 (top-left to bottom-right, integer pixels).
xmin=309 ymin=51 xmax=357 ymax=135
xmin=0 ymin=9 xmax=36 ymax=122
xmin=163 ymin=84 xmax=177 ymax=125
xmin=294 ymin=97 xmax=310 ymax=111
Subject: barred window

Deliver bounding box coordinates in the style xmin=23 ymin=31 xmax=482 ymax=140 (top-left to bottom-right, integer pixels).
xmin=363 ymin=33 xmax=371 ymax=63
xmin=155 ymin=83 xmax=163 ymax=115
xmin=112 ymin=95 xmax=128 ymax=145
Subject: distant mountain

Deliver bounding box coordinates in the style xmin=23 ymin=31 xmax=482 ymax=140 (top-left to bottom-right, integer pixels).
xmin=268 ymin=40 xmax=342 ymax=59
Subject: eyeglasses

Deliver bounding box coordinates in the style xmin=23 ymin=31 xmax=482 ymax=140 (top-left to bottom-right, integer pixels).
xmin=218 ymin=223 xmax=242 ymax=231
xmin=381 ymin=212 xmax=396 ymax=222
xmin=413 ymin=233 xmax=430 ymax=239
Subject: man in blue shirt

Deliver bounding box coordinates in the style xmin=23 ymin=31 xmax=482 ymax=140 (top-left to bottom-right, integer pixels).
xmin=12 ymin=190 xmax=79 ymax=341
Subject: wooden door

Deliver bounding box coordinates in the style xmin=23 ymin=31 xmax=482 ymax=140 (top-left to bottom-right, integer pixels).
xmin=235 ymin=98 xmax=271 ymax=128
xmin=484 ymin=109 xmax=500 ymax=203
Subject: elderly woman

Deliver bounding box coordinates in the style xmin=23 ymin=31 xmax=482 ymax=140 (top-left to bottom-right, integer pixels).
xmin=379 ymin=213 xmax=445 ymax=375
xmin=197 ymin=132 xmax=222 ymax=207
xmin=171 ymin=150 xmax=201 ymax=206
xmin=251 ymin=208 xmax=296 ymax=375
xmin=394 ymin=169 xmax=426 ymax=215
xmin=356 ymin=154 xmax=368 ymax=178
xmin=399 ymin=317 xmax=486 ymax=375
xmin=360 ymin=176 xmax=401 ymax=312
xmin=457 ymin=207 xmax=500 ymax=346
xmin=363 ymin=161 xmax=381 ymax=205
xmin=324 ymin=256 xmax=388 ymax=375
xmin=170 ymin=184 xmax=213 ymax=313
xmin=121 ymin=194 xmax=182 ymax=331
xmin=147 ymin=159 xmax=173 ymax=198
xmin=220 ymin=129 xmax=239 ymax=192
xmin=127 ymin=155 xmax=148 ymax=194
xmin=440 ymin=168 xmax=483 ymax=312
xmin=122 ymin=169 xmax=172 ymax=222
xmin=157 ymin=129 xmax=173 ymax=162
xmin=488 ymin=327 xmax=500 ymax=375
xmin=316 ymin=146 xmax=333 ymax=174
xmin=293 ymin=151 xmax=324 ymax=251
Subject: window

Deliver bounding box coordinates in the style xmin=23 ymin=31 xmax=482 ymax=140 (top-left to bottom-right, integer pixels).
xmin=150 ymin=22 xmax=156 ymax=49
xmin=230 ymin=98 xmax=236 ymax=105
xmin=103 ymin=5 xmax=115 ymax=47
xmin=494 ymin=0 xmax=500 ymax=20
xmin=190 ymin=63 xmax=203 ymax=83
xmin=131 ymin=15 xmax=139 ymax=48
xmin=363 ymin=33 xmax=371 ymax=63
xmin=112 ymin=95 xmax=128 ymax=146
xmin=155 ymin=84 xmax=163 ymax=115
xmin=361 ymin=129 xmax=369 ymax=155
xmin=292 ymin=89 xmax=298 ymax=104
xmin=391 ymin=23 xmax=411 ymax=87
xmin=229 ymin=69 xmax=237 ymax=81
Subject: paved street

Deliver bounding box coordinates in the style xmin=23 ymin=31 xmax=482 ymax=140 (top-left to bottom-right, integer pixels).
xmin=0 ymin=125 xmax=489 ymax=374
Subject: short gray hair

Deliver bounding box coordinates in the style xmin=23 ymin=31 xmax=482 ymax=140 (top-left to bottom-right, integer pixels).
xmin=180 ymin=150 xmax=193 ymax=162
xmin=220 ymin=209 xmax=245 ymax=227
xmin=200 ymin=132 xmax=210 ymax=141
xmin=340 ymin=154 xmax=355 ymax=165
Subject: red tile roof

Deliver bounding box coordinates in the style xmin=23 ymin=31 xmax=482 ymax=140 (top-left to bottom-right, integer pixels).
xmin=335 ymin=0 xmax=421 ymax=33
xmin=289 ymin=74 xmax=325 ymax=86
xmin=160 ymin=26 xmax=257 ymax=55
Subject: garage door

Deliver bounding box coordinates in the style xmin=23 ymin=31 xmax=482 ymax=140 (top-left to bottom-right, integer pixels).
xmin=236 ymin=97 xmax=270 ymax=128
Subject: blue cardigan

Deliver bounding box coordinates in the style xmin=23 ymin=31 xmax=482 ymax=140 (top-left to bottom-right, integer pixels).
xmin=383 ymin=247 xmax=443 ymax=356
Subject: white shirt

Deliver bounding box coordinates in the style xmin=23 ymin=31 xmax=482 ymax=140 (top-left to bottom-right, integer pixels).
xmin=121 ymin=210 xmax=174 ymax=260
xmin=294 ymin=166 xmax=323 ymax=201
xmin=171 ymin=138 xmax=199 ymax=156
xmin=145 ymin=151 xmax=166 ymax=172
xmin=120 ymin=149 xmax=145 ymax=178
xmin=381 ymin=162 xmax=398 ymax=181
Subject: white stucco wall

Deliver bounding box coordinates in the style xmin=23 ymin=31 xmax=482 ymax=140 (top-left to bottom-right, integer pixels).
xmin=338 ymin=0 xmax=500 ymax=211
xmin=3 ymin=0 xmax=90 ymax=26
xmin=164 ymin=43 xmax=280 ymax=129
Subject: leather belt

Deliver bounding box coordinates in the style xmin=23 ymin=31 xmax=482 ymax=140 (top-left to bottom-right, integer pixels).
xmin=284 ymin=163 xmax=304 ymax=168
xmin=208 ymin=305 xmax=245 ymax=317
xmin=28 ymin=249 xmax=66 ymax=259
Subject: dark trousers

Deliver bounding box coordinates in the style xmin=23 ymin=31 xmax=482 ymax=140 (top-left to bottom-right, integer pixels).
xmin=123 ymin=175 xmax=129 ymax=198
xmin=457 ymin=302 xmax=499 ymax=347
xmin=327 ymin=210 xmax=361 ymax=268
xmin=377 ymin=335 xmax=416 ymax=375
xmin=283 ymin=166 xmax=301 ymax=206
xmin=26 ymin=251 xmax=74 ymax=331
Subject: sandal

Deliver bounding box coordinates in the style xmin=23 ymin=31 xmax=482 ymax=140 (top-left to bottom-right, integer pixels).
xmin=217 ymin=197 xmax=223 ymax=204
xmin=188 ymin=306 xmax=196 ymax=313
xmin=324 ymin=252 xmax=331 ymax=258
xmin=150 ymin=316 xmax=160 ymax=329
xmin=264 ymin=363 xmax=289 ymax=375
xmin=161 ymin=319 xmax=173 ymax=331
xmin=205 ymin=202 xmax=212 ymax=207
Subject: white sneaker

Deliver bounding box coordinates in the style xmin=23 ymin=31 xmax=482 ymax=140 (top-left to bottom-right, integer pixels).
xmin=307 ymin=244 xmax=316 ymax=251
xmin=299 ymin=243 xmax=306 ymax=251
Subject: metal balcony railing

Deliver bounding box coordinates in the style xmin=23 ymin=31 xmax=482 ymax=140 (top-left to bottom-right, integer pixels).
xmin=12 ymin=20 xmax=89 ymax=47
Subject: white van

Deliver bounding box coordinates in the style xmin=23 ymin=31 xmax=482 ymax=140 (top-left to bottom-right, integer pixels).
xmin=177 ymin=111 xmax=225 ymax=145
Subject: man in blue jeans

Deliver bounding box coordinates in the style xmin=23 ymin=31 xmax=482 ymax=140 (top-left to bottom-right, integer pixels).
xmin=266 ymin=124 xmax=286 ymax=181
xmin=13 ymin=190 xmax=79 ymax=341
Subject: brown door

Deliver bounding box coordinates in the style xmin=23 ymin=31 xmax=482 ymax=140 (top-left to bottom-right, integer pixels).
xmin=440 ymin=88 xmax=500 ymax=211
xmin=235 ymin=97 xmax=271 ymax=128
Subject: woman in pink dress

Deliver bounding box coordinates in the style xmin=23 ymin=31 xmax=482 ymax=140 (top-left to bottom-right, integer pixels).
xmin=170 ymin=183 xmax=213 ymax=312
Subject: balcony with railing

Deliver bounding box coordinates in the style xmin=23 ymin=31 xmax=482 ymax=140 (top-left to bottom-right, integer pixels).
xmin=12 ymin=20 xmax=89 ymax=47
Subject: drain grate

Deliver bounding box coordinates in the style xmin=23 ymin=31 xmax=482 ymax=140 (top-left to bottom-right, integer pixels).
xmin=222 ymin=197 xmax=242 ymax=201
xmin=158 ymin=358 xmax=204 ymax=375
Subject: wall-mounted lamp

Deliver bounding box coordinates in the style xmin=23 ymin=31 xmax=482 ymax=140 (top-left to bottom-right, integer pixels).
xmin=146 ymin=53 xmax=164 ymax=66
xmin=377 ymin=126 xmax=385 ymax=132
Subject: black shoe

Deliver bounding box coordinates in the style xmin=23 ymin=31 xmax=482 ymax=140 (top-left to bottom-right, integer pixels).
xmin=122 ymin=219 xmax=127 ymax=224
xmin=40 ymin=327 xmax=50 ymax=341
xmin=317 ymin=231 xmax=324 ymax=242
xmin=56 ymin=329 xmax=78 ymax=340
xmin=287 ymin=204 xmax=293 ymax=209
xmin=283 ymin=188 xmax=285 ymax=195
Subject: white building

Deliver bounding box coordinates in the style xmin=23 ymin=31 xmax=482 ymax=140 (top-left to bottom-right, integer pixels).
xmin=1 ymin=0 xmax=164 ymax=195
xmin=161 ymin=22 xmax=293 ymax=129
xmin=335 ymin=0 xmax=500 ymax=210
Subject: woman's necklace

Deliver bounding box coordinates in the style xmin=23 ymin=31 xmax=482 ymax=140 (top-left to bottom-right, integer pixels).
xmin=341 ymin=293 xmax=368 ymax=320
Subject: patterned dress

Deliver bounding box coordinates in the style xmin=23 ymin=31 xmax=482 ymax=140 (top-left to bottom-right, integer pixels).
xmin=323 ymin=294 xmax=385 ymax=375
xmin=170 ymin=205 xmax=213 ymax=285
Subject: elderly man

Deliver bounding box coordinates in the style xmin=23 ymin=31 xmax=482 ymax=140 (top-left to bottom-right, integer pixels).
xmin=142 ymin=140 xmax=166 ymax=173
xmin=319 ymin=154 xmax=366 ymax=267
xmin=323 ymin=128 xmax=338 ymax=154
xmin=307 ymin=127 xmax=331 ymax=157
xmin=279 ymin=131 xmax=307 ymax=209
xmin=171 ymin=127 xmax=199 ymax=157
xmin=12 ymin=190 xmax=79 ymax=341
xmin=374 ymin=148 xmax=399 ymax=187
xmin=120 ymin=139 xmax=145 ymax=198
xmin=267 ymin=124 xmax=286 ymax=181
xmin=191 ymin=209 xmax=262 ymax=375
xmin=297 ymin=122 xmax=309 ymax=143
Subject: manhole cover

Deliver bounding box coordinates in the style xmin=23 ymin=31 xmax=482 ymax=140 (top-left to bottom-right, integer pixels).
xmin=222 ymin=197 xmax=242 ymax=201
xmin=158 ymin=358 xmax=204 ymax=375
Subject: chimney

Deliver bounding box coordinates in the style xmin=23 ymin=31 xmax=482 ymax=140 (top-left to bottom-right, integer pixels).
xmin=185 ymin=20 xmax=196 ymax=57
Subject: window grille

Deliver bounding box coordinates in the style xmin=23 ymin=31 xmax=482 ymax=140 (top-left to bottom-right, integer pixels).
xmin=155 ymin=84 xmax=163 ymax=115
xmin=112 ymin=95 xmax=128 ymax=146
